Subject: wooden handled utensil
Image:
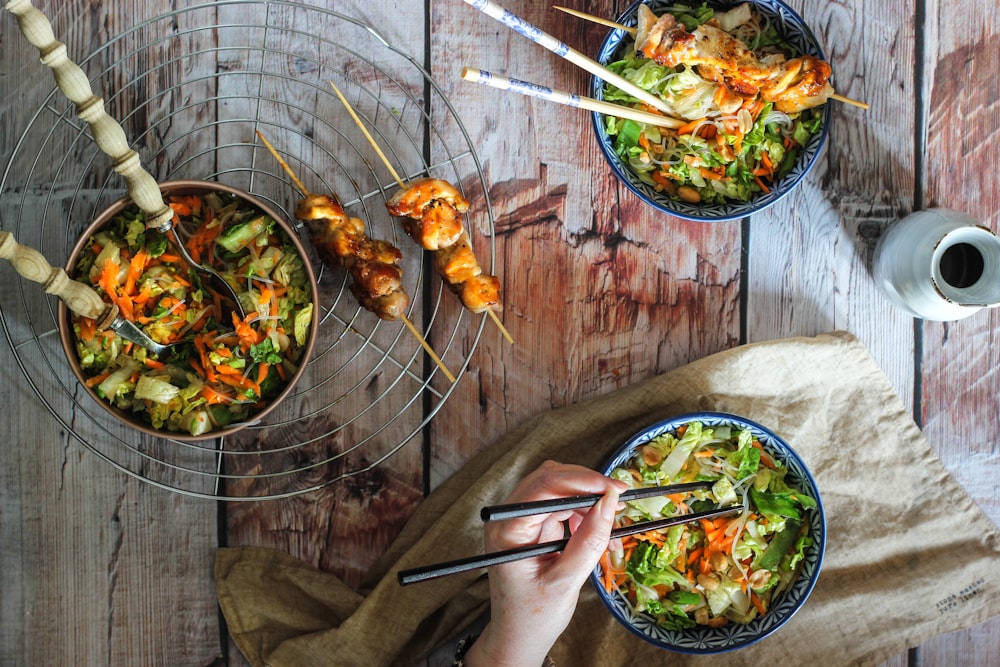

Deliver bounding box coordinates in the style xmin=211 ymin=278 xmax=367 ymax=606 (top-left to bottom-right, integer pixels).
xmin=0 ymin=230 xmax=179 ymax=354
xmin=4 ymin=0 xmax=245 ymax=320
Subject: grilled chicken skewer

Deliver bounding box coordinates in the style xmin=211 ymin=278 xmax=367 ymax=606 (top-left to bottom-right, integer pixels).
xmin=328 ymin=81 xmax=514 ymax=344
xmin=293 ymin=192 xmax=409 ymax=321
xmin=555 ymin=4 xmax=868 ymax=111
xmin=635 ymin=5 xmax=832 ymax=114
xmin=385 ymin=177 xmax=502 ymax=316
xmin=256 ymin=131 xmax=456 ymax=383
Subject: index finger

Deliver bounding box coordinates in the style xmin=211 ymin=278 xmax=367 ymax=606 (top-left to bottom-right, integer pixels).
xmin=498 ymin=460 xmax=626 ymax=506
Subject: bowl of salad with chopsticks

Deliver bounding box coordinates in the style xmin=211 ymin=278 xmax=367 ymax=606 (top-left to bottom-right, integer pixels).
xmin=592 ymin=0 xmax=832 ymax=222
xmin=593 ymin=412 xmax=824 ymax=653
xmin=58 ymin=181 xmax=318 ymax=440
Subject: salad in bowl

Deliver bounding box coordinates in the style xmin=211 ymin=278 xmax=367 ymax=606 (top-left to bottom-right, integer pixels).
xmin=593 ymin=0 xmax=832 ymax=221
xmin=60 ymin=181 xmax=317 ymax=440
xmin=594 ymin=412 xmax=824 ymax=653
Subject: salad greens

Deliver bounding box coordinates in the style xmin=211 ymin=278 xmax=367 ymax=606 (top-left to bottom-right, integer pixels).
xmin=601 ymin=420 xmax=816 ymax=629
xmin=71 ymin=190 xmax=314 ymax=436
xmin=601 ymin=2 xmax=824 ymax=204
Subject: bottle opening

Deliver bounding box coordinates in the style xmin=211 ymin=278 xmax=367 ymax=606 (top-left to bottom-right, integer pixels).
xmin=939 ymin=242 xmax=985 ymax=289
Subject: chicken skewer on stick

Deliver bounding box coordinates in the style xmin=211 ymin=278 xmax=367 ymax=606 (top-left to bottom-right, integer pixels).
xmin=255 ymin=130 xmax=456 ymax=383
xmin=328 ymin=81 xmax=514 ymax=345
xmin=553 ymin=5 xmax=869 ymax=111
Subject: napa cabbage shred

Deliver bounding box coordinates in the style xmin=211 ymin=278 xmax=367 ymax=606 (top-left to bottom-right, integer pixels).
xmin=71 ymin=191 xmax=314 ymax=436
xmin=601 ymin=2 xmax=824 ymax=204
xmin=600 ymin=421 xmax=816 ymax=629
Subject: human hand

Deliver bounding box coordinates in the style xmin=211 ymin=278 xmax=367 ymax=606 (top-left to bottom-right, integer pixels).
xmin=464 ymin=460 xmax=627 ymax=667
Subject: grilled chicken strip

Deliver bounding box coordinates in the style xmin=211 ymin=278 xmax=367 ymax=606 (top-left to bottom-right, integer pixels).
xmin=636 ymin=8 xmax=834 ymax=113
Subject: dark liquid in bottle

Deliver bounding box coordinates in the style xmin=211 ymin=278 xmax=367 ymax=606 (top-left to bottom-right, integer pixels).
xmin=939 ymin=242 xmax=984 ymax=288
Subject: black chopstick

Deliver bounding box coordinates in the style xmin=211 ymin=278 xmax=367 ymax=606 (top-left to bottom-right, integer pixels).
xmin=397 ymin=505 xmax=740 ymax=586
xmin=480 ymin=481 xmax=712 ymax=521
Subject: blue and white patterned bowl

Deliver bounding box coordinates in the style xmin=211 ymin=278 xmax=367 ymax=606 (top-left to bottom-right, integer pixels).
xmin=593 ymin=411 xmax=825 ymax=653
xmin=591 ymin=0 xmax=831 ymax=222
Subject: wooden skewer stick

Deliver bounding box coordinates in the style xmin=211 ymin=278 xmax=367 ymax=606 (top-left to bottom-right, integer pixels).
xmin=553 ymin=5 xmax=871 ymax=111
xmin=254 ymin=129 xmax=457 ymax=383
xmin=829 ymin=93 xmax=870 ymax=109
xmin=329 ymin=81 xmax=516 ymax=346
xmin=327 ymin=82 xmax=407 ymax=191
xmin=553 ymin=5 xmax=635 ymax=34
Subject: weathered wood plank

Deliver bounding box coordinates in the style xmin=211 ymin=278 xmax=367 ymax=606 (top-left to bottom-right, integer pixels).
xmin=918 ymin=0 xmax=1000 ymax=662
xmin=427 ymin=0 xmax=742 ymax=486
xmin=1 ymin=3 xmax=222 ymax=665
xmin=206 ymin=4 xmax=427 ymax=634
xmin=744 ymin=2 xmax=924 ymax=666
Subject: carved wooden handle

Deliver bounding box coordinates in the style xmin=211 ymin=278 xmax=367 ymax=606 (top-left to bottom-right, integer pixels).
xmin=0 ymin=231 xmax=118 ymax=328
xmin=4 ymin=0 xmax=174 ymax=231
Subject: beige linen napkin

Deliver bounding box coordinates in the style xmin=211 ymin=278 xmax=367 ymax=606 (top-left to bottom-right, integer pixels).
xmin=216 ymin=331 xmax=1000 ymax=666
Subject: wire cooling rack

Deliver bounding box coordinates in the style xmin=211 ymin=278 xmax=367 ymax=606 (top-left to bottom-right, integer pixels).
xmin=0 ymin=1 xmax=494 ymax=499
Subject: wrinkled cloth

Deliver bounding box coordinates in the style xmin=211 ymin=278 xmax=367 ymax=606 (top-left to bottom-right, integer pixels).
xmin=216 ymin=331 xmax=1000 ymax=666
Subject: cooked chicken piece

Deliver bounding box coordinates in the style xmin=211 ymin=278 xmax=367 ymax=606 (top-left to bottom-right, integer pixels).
xmin=637 ymin=12 xmax=834 ymax=113
xmin=349 ymin=279 xmax=409 ymax=321
xmin=434 ymin=237 xmax=480 ymax=286
xmin=400 ymin=199 xmax=464 ymax=251
xmin=457 ymin=272 xmax=501 ymax=314
xmin=386 ymin=177 xmax=470 ymax=220
xmin=295 ymin=193 xmax=410 ymax=320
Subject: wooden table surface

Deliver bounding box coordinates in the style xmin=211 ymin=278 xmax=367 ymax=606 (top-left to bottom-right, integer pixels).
xmin=1 ymin=1 xmax=997 ymax=665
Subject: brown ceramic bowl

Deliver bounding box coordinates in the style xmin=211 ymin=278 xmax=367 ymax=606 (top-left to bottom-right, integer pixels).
xmin=58 ymin=180 xmax=319 ymax=441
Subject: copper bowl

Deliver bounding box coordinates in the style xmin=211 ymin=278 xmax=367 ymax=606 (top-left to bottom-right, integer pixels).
xmin=58 ymin=180 xmax=319 ymax=441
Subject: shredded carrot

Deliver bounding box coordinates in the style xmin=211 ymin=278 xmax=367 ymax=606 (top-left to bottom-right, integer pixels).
xmin=677 ymin=117 xmax=708 ymax=135
xmin=751 ymin=440 xmax=777 ymax=469
xmin=232 ymin=312 xmax=264 ymax=349
xmin=693 ymin=448 xmax=715 ymax=458
xmin=169 ymin=201 xmax=192 ymax=218
xmin=699 ymin=167 xmax=726 ymax=181
xmin=754 ymin=175 xmax=771 ymax=194
xmin=651 ymin=170 xmax=672 ymax=188
xmin=184 ymin=203 xmax=220 ymax=263
xmin=85 ymin=371 xmax=111 ymax=388
xmin=78 ymin=317 xmax=97 ymax=342
xmin=600 ymin=552 xmax=614 ymax=593
xmin=200 ymin=385 xmax=232 ymax=405
xmin=750 ymin=590 xmax=766 ymax=616
xmin=144 ymin=358 xmax=166 ymax=369
xmin=257 ymin=362 xmax=269 ymax=386
xmin=760 ymin=151 xmax=774 ymax=172
xmin=170 ymin=194 xmax=203 ymax=215
xmin=124 ymin=249 xmax=149 ymax=296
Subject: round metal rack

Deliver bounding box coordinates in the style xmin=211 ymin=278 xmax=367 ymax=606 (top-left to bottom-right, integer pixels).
xmin=0 ymin=1 xmax=494 ymax=499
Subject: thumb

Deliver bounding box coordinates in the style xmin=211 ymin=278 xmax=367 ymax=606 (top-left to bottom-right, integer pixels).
xmin=555 ymin=489 xmax=621 ymax=586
